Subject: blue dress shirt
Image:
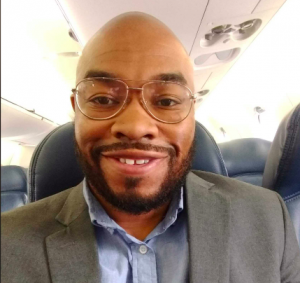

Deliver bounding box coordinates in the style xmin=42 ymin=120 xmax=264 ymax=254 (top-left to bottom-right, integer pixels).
xmin=83 ymin=180 xmax=189 ymax=283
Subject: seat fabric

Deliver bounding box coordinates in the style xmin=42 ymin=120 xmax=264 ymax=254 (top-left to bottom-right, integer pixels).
xmin=219 ymin=138 xmax=271 ymax=186
xmin=1 ymin=166 xmax=28 ymax=213
xmin=28 ymin=123 xmax=84 ymax=202
xmin=263 ymin=103 xmax=300 ymax=244
xmin=192 ymin=122 xmax=228 ymax=176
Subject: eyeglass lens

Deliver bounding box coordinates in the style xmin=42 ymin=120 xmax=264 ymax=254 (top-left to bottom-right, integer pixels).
xmin=76 ymin=78 xmax=192 ymax=123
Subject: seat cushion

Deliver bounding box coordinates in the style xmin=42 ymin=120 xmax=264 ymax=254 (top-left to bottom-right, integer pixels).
xmin=219 ymin=138 xmax=271 ymax=186
xmin=1 ymin=166 xmax=28 ymax=212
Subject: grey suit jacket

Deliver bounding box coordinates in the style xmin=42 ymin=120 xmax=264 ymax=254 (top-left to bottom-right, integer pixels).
xmin=2 ymin=171 xmax=300 ymax=283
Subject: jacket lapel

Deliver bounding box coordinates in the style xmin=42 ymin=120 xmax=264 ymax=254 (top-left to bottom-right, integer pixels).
xmin=186 ymin=172 xmax=231 ymax=283
xmin=44 ymin=173 xmax=231 ymax=283
xmin=45 ymin=183 xmax=101 ymax=283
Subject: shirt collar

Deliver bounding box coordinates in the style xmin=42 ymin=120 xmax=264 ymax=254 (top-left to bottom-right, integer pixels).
xmin=83 ymin=179 xmax=184 ymax=236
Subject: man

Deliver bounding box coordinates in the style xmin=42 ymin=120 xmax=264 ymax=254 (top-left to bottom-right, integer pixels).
xmin=2 ymin=12 xmax=300 ymax=283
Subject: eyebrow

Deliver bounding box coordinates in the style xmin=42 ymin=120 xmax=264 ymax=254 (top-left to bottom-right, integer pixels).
xmin=150 ymin=73 xmax=188 ymax=85
xmin=83 ymin=70 xmax=118 ymax=79
xmin=84 ymin=70 xmax=188 ymax=85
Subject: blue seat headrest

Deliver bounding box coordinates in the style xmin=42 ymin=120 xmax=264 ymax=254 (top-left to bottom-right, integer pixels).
xmin=1 ymin=165 xmax=28 ymax=212
xmin=219 ymin=138 xmax=271 ymax=186
xmin=1 ymin=166 xmax=27 ymax=193
xmin=28 ymin=121 xmax=227 ymax=202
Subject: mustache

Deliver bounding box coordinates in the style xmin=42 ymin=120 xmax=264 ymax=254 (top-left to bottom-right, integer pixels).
xmin=91 ymin=142 xmax=176 ymax=160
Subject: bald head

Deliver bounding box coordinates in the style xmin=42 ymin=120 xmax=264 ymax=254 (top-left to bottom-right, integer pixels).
xmin=76 ymin=12 xmax=194 ymax=90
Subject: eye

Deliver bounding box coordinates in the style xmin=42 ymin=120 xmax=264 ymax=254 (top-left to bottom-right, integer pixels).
xmin=158 ymin=99 xmax=176 ymax=106
xmin=156 ymin=97 xmax=180 ymax=107
xmin=90 ymin=95 xmax=119 ymax=106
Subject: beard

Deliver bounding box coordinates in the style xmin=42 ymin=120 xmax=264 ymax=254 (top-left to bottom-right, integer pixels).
xmin=75 ymin=136 xmax=195 ymax=215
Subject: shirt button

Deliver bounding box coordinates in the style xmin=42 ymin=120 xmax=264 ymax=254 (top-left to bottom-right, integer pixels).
xmin=139 ymin=245 xmax=148 ymax=254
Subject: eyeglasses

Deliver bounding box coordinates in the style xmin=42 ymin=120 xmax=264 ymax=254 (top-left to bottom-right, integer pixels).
xmin=72 ymin=77 xmax=196 ymax=124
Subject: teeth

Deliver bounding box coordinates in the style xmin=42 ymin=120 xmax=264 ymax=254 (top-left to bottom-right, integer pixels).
xmin=125 ymin=159 xmax=135 ymax=165
xmin=118 ymin=158 xmax=150 ymax=165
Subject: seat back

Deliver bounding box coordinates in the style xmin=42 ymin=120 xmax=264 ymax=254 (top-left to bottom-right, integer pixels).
xmin=263 ymin=103 xmax=300 ymax=243
xmin=1 ymin=165 xmax=28 ymax=212
xmin=192 ymin=122 xmax=228 ymax=176
xmin=28 ymin=121 xmax=227 ymax=202
xmin=219 ymin=138 xmax=271 ymax=186
xmin=28 ymin=123 xmax=84 ymax=202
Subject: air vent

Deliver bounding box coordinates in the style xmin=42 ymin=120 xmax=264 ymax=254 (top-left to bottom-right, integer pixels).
xmin=194 ymin=48 xmax=240 ymax=68
xmin=200 ymin=19 xmax=262 ymax=47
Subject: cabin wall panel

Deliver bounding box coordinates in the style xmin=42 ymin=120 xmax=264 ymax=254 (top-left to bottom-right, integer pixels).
xmin=193 ymin=71 xmax=213 ymax=92
xmin=10 ymin=146 xmax=36 ymax=168
xmin=200 ymin=0 xmax=260 ymax=23
xmin=1 ymin=100 xmax=58 ymax=146
xmin=254 ymin=0 xmax=287 ymax=13
xmin=287 ymin=94 xmax=300 ymax=107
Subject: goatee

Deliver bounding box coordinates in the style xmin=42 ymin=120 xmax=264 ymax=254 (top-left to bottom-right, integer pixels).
xmin=75 ymin=138 xmax=195 ymax=215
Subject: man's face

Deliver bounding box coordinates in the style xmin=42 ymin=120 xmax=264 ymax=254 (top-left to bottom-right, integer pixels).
xmin=72 ymin=15 xmax=196 ymax=214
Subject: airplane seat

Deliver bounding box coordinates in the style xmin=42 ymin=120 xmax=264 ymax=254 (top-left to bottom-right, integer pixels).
xmin=192 ymin=121 xmax=228 ymax=177
xmin=219 ymin=138 xmax=271 ymax=186
xmin=262 ymin=103 xmax=300 ymax=244
xmin=1 ymin=165 xmax=28 ymax=213
xmin=28 ymin=122 xmax=84 ymax=202
xmin=27 ymin=121 xmax=228 ymax=202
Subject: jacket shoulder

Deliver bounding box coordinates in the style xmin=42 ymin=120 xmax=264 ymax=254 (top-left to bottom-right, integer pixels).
xmin=2 ymin=187 xmax=74 ymax=239
xmin=1 ymin=186 xmax=86 ymax=283
xmin=188 ymin=170 xmax=300 ymax=281
xmin=189 ymin=170 xmax=278 ymax=201
xmin=188 ymin=170 xmax=284 ymax=228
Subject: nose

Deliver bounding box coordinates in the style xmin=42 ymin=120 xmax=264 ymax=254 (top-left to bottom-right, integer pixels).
xmin=111 ymin=96 xmax=159 ymax=142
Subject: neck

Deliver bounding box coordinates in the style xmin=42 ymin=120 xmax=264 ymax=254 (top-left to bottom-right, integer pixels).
xmin=90 ymin=188 xmax=171 ymax=241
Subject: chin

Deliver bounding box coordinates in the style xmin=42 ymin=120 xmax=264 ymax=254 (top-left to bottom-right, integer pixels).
xmin=109 ymin=177 xmax=166 ymax=196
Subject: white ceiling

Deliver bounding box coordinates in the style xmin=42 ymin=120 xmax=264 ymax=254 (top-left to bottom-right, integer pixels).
xmin=1 ymin=0 xmax=300 ymax=145
xmin=1 ymin=99 xmax=57 ymax=145
xmin=1 ymin=0 xmax=81 ymax=125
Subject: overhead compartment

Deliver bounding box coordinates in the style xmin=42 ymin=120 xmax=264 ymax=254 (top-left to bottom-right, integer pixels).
xmin=1 ymin=99 xmax=58 ymax=146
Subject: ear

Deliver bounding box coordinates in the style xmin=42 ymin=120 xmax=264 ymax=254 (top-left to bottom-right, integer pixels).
xmin=70 ymin=91 xmax=76 ymax=111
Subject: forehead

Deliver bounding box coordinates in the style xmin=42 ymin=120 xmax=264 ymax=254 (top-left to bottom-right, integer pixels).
xmin=77 ymin=23 xmax=194 ymax=89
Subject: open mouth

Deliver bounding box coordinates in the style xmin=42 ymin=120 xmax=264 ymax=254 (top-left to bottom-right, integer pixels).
xmin=117 ymin=158 xmax=150 ymax=165
xmin=101 ymin=151 xmax=168 ymax=176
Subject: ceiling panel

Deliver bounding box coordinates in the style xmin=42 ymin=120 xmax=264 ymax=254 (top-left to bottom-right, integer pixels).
xmin=254 ymin=0 xmax=286 ymax=13
xmin=1 ymin=99 xmax=58 ymax=145
xmin=56 ymin=0 xmax=209 ymax=52
xmin=198 ymin=0 xmax=260 ymax=22
xmin=2 ymin=0 xmax=81 ymax=125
